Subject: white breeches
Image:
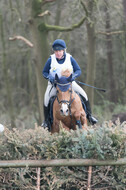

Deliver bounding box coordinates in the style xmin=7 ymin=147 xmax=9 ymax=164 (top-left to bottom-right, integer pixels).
xmin=44 ymin=81 xmax=88 ymax=107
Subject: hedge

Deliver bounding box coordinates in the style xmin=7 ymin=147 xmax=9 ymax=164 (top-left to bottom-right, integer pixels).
xmin=0 ymin=120 xmax=126 ymax=190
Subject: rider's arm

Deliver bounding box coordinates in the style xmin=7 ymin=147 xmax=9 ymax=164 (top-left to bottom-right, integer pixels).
xmin=42 ymin=58 xmax=51 ymax=79
xmin=70 ymin=57 xmax=81 ymax=79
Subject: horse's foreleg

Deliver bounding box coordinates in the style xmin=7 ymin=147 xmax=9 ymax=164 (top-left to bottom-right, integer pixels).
xmin=51 ymin=119 xmax=60 ymax=133
xmin=81 ymin=112 xmax=87 ymax=130
xmin=74 ymin=111 xmax=87 ymax=130
xmin=51 ymin=120 xmax=70 ymax=133
xmin=76 ymin=120 xmax=82 ymax=129
xmin=74 ymin=111 xmax=82 ymax=129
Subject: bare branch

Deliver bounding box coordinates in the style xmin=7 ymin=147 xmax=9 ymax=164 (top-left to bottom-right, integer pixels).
xmin=38 ymin=10 xmax=51 ymax=17
xmin=9 ymin=36 xmax=33 ymax=48
xmin=42 ymin=0 xmax=56 ymax=5
xmin=43 ymin=0 xmax=56 ymax=3
xmin=80 ymin=0 xmax=89 ymax=16
xmin=91 ymin=166 xmax=111 ymax=187
xmin=41 ymin=15 xmax=87 ymax=32
xmin=97 ymin=30 xmax=126 ymax=36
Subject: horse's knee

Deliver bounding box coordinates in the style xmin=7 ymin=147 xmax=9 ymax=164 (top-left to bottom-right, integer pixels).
xmin=74 ymin=112 xmax=81 ymax=121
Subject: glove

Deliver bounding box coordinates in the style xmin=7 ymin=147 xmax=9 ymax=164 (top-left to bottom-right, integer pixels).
xmin=72 ymin=73 xmax=78 ymax=81
xmin=48 ymin=74 xmax=55 ymax=84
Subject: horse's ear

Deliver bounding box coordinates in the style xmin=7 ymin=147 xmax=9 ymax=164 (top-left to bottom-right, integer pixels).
xmin=55 ymin=73 xmax=59 ymax=82
xmin=68 ymin=74 xmax=72 ymax=82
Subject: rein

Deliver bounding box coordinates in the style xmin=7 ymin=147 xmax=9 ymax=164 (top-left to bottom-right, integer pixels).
xmin=75 ymin=80 xmax=106 ymax=92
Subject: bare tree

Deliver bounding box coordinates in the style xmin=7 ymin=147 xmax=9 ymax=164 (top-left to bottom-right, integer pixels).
xmin=104 ymin=0 xmax=117 ymax=103
xmin=0 ymin=14 xmax=16 ymax=127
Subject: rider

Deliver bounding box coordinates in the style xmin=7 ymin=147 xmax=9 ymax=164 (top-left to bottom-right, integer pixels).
xmin=42 ymin=39 xmax=98 ymax=127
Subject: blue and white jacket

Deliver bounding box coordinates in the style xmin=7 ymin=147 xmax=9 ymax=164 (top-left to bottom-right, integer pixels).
xmin=42 ymin=53 xmax=81 ymax=80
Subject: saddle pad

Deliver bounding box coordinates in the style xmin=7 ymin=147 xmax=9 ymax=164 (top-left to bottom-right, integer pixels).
xmin=75 ymin=92 xmax=87 ymax=115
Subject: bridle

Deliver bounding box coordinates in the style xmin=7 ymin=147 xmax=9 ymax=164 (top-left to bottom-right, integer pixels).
xmin=56 ymin=85 xmax=75 ymax=116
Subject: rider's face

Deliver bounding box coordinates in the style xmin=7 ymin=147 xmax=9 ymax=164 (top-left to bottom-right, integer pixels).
xmin=54 ymin=50 xmax=64 ymax=60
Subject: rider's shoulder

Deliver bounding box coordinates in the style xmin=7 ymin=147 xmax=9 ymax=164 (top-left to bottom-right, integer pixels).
xmin=66 ymin=52 xmax=72 ymax=57
xmin=50 ymin=54 xmax=55 ymax=58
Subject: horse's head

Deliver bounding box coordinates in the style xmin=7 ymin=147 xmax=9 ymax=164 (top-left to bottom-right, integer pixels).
xmin=55 ymin=73 xmax=74 ymax=116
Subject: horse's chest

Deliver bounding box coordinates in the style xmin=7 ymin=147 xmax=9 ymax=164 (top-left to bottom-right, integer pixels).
xmin=56 ymin=112 xmax=76 ymax=126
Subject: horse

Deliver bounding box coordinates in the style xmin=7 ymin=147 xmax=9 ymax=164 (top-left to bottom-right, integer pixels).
xmin=51 ymin=70 xmax=87 ymax=133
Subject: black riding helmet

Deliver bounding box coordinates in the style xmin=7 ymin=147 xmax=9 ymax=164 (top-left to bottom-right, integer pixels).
xmin=52 ymin=39 xmax=66 ymax=51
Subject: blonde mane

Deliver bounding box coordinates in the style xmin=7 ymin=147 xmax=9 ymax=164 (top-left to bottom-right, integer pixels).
xmin=61 ymin=69 xmax=71 ymax=77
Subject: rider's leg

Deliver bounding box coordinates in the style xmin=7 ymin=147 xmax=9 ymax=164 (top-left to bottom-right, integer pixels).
xmin=41 ymin=105 xmax=49 ymax=128
xmin=72 ymin=81 xmax=98 ymax=125
xmin=83 ymin=98 xmax=98 ymax=125
xmin=41 ymin=81 xmax=57 ymax=128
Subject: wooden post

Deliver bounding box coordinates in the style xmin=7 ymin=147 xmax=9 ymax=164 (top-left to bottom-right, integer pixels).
xmin=36 ymin=167 xmax=41 ymax=190
xmin=87 ymin=166 xmax=92 ymax=190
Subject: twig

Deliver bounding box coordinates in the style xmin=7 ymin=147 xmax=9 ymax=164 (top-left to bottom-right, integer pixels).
xmin=43 ymin=0 xmax=56 ymax=3
xmin=91 ymin=166 xmax=111 ymax=187
xmin=80 ymin=0 xmax=89 ymax=16
xmin=97 ymin=30 xmax=126 ymax=35
xmin=38 ymin=10 xmax=51 ymax=17
xmin=9 ymin=35 xmax=33 ymax=48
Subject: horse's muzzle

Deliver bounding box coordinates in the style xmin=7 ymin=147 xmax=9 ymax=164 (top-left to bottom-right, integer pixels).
xmin=60 ymin=107 xmax=69 ymax=116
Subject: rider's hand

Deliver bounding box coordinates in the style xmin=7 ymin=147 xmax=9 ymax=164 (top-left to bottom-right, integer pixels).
xmin=48 ymin=74 xmax=55 ymax=84
xmin=72 ymin=73 xmax=78 ymax=81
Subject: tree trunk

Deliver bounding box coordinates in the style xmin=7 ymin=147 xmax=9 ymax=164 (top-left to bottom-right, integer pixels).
xmin=53 ymin=0 xmax=62 ymax=39
xmin=30 ymin=23 xmax=49 ymax=123
xmin=104 ymin=0 xmax=117 ymax=103
xmin=85 ymin=1 xmax=96 ymax=108
xmin=122 ymin=0 xmax=126 ymax=24
xmin=122 ymin=0 xmax=126 ymax=93
xmin=0 ymin=14 xmax=16 ymax=128
xmin=26 ymin=0 xmax=49 ymax=124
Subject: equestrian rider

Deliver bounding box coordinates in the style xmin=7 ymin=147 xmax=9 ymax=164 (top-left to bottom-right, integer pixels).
xmin=42 ymin=39 xmax=98 ymax=128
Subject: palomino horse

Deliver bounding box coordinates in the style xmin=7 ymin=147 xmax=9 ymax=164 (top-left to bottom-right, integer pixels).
xmin=51 ymin=70 xmax=87 ymax=133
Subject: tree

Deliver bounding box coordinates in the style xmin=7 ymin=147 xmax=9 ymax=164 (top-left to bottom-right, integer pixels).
xmin=24 ymin=0 xmax=87 ymax=124
xmin=104 ymin=0 xmax=117 ymax=102
xmin=0 ymin=14 xmax=16 ymax=127
xmin=85 ymin=0 xmax=96 ymax=107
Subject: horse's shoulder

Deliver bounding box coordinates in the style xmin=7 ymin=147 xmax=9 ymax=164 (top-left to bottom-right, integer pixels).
xmin=73 ymin=91 xmax=81 ymax=100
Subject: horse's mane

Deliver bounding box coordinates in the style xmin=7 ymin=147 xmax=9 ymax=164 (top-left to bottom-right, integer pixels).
xmin=61 ymin=69 xmax=71 ymax=77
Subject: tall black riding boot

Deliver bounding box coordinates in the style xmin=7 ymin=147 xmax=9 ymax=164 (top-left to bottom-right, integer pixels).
xmin=81 ymin=96 xmax=98 ymax=125
xmin=41 ymin=106 xmax=49 ymax=128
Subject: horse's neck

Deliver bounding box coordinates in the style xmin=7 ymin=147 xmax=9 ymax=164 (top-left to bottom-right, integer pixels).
xmin=70 ymin=90 xmax=78 ymax=101
xmin=72 ymin=90 xmax=77 ymax=97
xmin=71 ymin=90 xmax=81 ymax=105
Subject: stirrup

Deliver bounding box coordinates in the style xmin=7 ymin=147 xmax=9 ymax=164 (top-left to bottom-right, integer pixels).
xmin=41 ymin=121 xmax=48 ymax=128
xmin=88 ymin=115 xmax=98 ymax=125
